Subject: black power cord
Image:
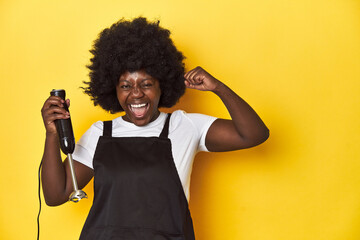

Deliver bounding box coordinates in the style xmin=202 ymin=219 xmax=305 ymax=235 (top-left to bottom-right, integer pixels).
xmin=37 ymin=161 xmax=42 ymax=240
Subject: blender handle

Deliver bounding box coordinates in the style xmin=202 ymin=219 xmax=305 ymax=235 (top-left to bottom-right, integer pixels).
xmin=50 ymin=89 xmax=87 ymax=202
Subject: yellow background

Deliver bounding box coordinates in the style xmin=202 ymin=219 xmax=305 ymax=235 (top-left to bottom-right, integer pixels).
xmin=1 ymin=0 xmax=360 ymax=239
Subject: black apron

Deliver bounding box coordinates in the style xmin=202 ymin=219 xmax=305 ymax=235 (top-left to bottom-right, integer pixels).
xmin=80 ymin=114 xmax=195 ymax=240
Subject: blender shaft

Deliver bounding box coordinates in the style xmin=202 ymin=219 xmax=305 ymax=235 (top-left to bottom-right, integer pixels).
xmin=67 ymin=153 xmax=79 ymax=191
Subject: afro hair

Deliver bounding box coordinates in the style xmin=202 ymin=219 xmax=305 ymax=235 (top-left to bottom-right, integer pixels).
xmin=82 ymin=17 xmax=186 ymax=113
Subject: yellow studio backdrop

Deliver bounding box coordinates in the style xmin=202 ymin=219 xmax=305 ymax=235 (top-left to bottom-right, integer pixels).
xmin=0 ymin=0 xmax=359 ymax=239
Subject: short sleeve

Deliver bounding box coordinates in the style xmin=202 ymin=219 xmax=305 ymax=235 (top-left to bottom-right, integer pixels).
xmin=72 ymin=121 xmax=103 ymax=169
xmin=186 ymin=113 xmax=217 ymax=152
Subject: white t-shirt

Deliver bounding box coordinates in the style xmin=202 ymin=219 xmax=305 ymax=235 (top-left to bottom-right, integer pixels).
xmin=73 ymin=110 xmax=217 ymax=200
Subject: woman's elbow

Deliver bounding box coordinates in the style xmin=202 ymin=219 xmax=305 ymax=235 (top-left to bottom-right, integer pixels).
xmin=254 ymin=128 xmax=270 ymax=146
xmin=244 ymin=128 xmax=269 ymax=148
xmin=262 ymin=128 xmax=270 ymax=143
xmin=44 ymin=195 xmax=67 ymax=207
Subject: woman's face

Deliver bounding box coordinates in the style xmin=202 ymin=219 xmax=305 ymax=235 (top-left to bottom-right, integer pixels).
xmin=116 ymin=70 xmax=161 ymax=126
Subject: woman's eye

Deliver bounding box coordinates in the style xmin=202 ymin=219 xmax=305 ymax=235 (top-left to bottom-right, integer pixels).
xmin=120 ymin=85 xmax=131 ymax=89
xmin=142 ymin=83 xmax=153 ymax=88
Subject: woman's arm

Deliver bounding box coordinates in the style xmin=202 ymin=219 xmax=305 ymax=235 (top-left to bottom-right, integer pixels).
xmin=41 ymin=96 xmax=93 ymax=206
xmin=184 ymin=67 xmax=269 ymax=152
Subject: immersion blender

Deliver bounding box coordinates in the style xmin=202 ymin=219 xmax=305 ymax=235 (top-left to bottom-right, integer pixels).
xmin=50 ymin=89 xmax=87 ymax=202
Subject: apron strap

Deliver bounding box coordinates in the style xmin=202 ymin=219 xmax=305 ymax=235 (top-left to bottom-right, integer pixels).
xmin=159 ymin=113 xmax=172 ymax=139
xmin=103 ymin=121 xmax=113 ymax=137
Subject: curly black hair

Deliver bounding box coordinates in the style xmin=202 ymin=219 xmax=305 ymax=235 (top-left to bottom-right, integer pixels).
xmin=82 ymin=17 xmax=186 ymax=113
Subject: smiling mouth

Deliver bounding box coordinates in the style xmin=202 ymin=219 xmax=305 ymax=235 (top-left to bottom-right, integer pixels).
xmin=129 ymin=103 xmax=149 ymax=118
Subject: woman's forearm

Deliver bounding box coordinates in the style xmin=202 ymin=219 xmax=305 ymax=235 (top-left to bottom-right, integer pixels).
xmin=41 ymin=133 xmax=69 ymax=206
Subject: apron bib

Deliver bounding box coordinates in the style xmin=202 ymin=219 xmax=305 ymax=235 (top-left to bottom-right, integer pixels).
xmin=80 ymin=114 xmax=195 ymax=240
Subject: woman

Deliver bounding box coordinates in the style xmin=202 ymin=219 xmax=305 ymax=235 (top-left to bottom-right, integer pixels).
xmin=41 ymin=17 xmax=269 ymax=239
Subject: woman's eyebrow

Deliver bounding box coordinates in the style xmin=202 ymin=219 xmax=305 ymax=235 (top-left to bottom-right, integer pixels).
xmin=119 ymin=79 xmax=130 ymax=83
xmin=119 ymin=77 xmax=155 ymax=82
xmin=141 ymin=78 xmax=155 ymax=82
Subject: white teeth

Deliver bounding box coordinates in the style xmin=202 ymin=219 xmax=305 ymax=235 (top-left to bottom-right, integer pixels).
xmin=130 ymin=103 xmax=147 ymax=108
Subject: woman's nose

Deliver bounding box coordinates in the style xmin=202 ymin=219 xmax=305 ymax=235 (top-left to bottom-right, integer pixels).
xmin=131 ymin=86 xmax=144 ymax=98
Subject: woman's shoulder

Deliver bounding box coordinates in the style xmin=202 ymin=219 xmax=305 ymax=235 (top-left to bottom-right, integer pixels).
xmin=171 ymin=110 xmax=217 ymax=122
xmin=89 ymin=115 xmax=121 ymax=131
xmin=91 ymin=120 xmax=104 ymax=130
xmin=170 ymin=110 xmax=217 ymax=130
